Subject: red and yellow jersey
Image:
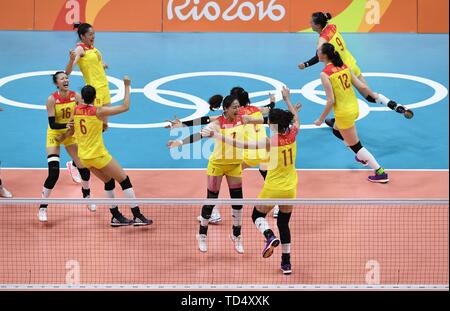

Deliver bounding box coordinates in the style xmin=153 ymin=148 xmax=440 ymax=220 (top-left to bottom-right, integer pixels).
xmin=73 ymin=104 xmax=108 ymax=160
xmin=239 ymin=105 xmax=268 ymax=162
xmin=47 ymin=91 xmax=76 ymax=134
xmin=320 ymin=24 xmax=358 ymax=72
xmin=77 ymin=43 xmax=108 ymax=89
xmin=265 ymin=125 xmax=299 ymax=190
xmin=322 ymin=63 xmax=359 ymax=117
xmin=210 ymin=115 xmax=245 ymax=165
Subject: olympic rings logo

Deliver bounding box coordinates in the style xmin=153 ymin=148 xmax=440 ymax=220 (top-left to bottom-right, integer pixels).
xmin=0 ymin=71 xmax=448 ymax=129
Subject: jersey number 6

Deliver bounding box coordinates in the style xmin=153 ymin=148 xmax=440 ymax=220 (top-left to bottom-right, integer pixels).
xmin=80 ymin=119 xmax=88 ymax=135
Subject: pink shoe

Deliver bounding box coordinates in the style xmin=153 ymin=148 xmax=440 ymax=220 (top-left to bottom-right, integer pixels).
xmin=66 ymin=161 xmax=81 ymax=184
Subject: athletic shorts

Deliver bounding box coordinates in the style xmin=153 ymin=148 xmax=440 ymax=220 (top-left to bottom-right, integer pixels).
xmin=80 ymin=153 xmax=112 ymax=170
xmin=46 ymin=130 xmax=76 ymax=148
xmin=207 ymin=162 xmax=242 ymax=177
xmin=94 ymin=86 xmax=111 ymax=107
xmin=335 ymin=112 xmax=359 ymax=130
xmin=258 ymin=187 xmax=297 ymax=199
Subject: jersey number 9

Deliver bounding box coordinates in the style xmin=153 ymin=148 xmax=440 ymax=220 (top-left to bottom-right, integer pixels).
xmin=335 ymin=37 xmax=345 ymax=51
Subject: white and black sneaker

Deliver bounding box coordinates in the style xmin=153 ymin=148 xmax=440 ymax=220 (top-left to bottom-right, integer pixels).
xmin=197 ymin=234 xmax=207 ymax=252
xmin=38 ymin=208 xmax=48 ymax=222
xmin=110 ymin=214 xmax=133 ymax=227
xmin=133 ymin=214 xmax=153 ymax=226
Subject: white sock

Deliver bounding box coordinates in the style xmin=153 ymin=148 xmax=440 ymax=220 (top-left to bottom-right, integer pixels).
xmin=123 ymin=187 xmax=138 ymax=209
xmin=375 ymin=93 xmax=390 ymax=106
xmin=42 ymin=187 xmax=52 ymax=198
xmin=105 ymin=189 xmax=116 ymax=209
xmin=356 ymin=147 xmax=381 ymax=171
xmin=254 ymin=217 xmax=270 ymax=235
xmin=199 ymin=216 xmax=209 ymax=227
xmin=282 ymin=243 xmax=291 ymax=254
xmin=232 ymin=209 xmax=243 ymax=227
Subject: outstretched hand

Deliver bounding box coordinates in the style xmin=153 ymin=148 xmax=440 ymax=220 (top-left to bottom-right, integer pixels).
xmin=314 ymin=119 xmax=323 ymax=126
xmin=165 ymin=115 xmax=183 ymax=129
xmin=281 ymin=86 xmax=291 ymax=102
xmin=167 ymin=140 xmax=182 ymax=149
xmin=69 ymin=49 xmax=76 ymax=62
xmin=123 ymin=75 xmax=131 ymax=87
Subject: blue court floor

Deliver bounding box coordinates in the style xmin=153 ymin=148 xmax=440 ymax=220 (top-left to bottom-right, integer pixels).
xmin=0 ymin=31 xmax=448 ymax=169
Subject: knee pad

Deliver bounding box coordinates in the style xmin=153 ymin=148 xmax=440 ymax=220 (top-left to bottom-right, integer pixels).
xmin=77 ymin=168 xmax=90 ymax=181
xmin=44 ymin=155 xmax=60 ymax=189
xmin=104 ymin=178 xmax=115 ymax=191
xmin=332 ymin=129 xmax=344 ymax=141
xmin=277 ymin=211 xmax=292 ymax=244
xmin=207 ymin=189 xmax=219 ymax=199
xmin=119 ymin=176 xmax=132 ymax=190
xmin=202 ymin=190 xmax=219 ymax=218
xmin=251 ymin=207 xmax=267 ymax=223
xmin=350 ymin=141 xmax=363 ymax=154
xmin=229 ymin=187 xmax=243 ymax=210
xmin=201 ymin=205 xmax=215 ymax=219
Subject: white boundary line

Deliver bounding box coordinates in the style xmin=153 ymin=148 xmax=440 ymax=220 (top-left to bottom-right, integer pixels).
xmin=0 ymin=284 xmax=447 ymax=291
xmin=1 ymin=168 xmax=449 ymax=172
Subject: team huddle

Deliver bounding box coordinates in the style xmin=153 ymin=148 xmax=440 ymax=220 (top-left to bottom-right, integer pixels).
xmin=1 ymin=12 xmax=413 ymax=276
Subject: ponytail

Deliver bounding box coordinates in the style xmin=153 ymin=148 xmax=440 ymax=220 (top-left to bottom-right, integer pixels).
xmin=321 ymin=43 xmax=344 ymax=67
xmin=331 ymin=51 xmax=344 ymax=67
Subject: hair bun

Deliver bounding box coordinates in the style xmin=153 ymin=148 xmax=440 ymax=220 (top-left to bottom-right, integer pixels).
xmin=73 ymin=23 xmax=80 ymax=29
xmin=208 ymin=94 xmax=223 ymax=111
xmin=325 ymin=13 xmax=332 ymax=20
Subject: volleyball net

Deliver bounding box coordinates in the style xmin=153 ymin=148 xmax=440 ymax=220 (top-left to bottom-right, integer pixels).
xmin=0 ymin=198 xmax=448 ymax=290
